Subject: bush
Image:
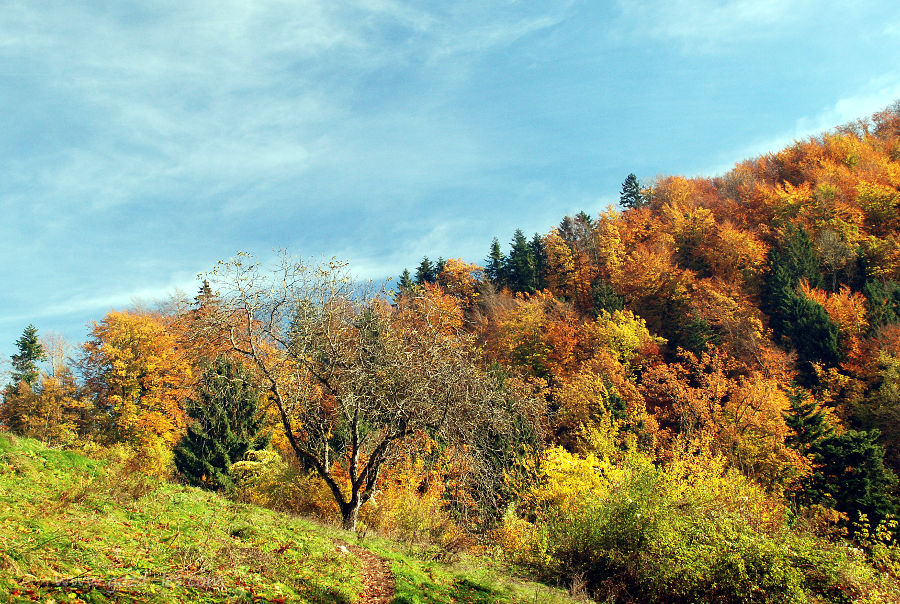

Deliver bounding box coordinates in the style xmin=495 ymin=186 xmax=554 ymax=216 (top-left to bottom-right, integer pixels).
xmin=496 ymin=449 xmax=897 ymax=602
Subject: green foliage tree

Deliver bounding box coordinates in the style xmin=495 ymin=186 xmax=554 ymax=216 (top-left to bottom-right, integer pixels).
xmin=504 ymin=229 xmax=537 ymax=294
xmin=809 ymin=429 xmax=898 ymax=531
xmin=765 ymin=228 xmax=841 ymax=374
xmin=620 ymin=173 xmax=644 ymax=209
xmin=784 ymin=387 xmax=832 ymax=454
xmin=173 ymin=356 xmax=269 ymax=491
xmin=415 ymin=256 xmax=435 ymax=284
xmin=10 ymin=324 xmax=46 ymax=388
xmin=530 ymin=233 xmax=547 ymax=291
xmin=863 ymin=279 xmax=900 ymax=332
xmin=397 ymin=268 xmax=413 ymax=292
xmin=485 ymin=237 xmax=505 ymax=286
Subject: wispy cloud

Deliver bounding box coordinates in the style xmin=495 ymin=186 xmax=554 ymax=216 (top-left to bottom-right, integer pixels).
xmin=615 ymin=0 xmax=812 ymax=51
xmin=702 ymin=75 xmax=900 ymax=175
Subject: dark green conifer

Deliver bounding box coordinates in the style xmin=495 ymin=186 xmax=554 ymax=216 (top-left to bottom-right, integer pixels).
xmin=504 ymin=229 xmax=537 ymax=294
xmin=485 ymin=238 xmax=505 ymax=286
xmin=10 ymin=324 xmax=45 ymax=388
xmin=415 ymin=257 xmax=435 ymax=284
xmin=174 ymin=357 xmax=269 ymax=491
xmin=530 ymin=233 xmax=547 ymax=291
xmin=397 ymin=268 xmax=413 ymax=292
xmin=620 ymin=173 xmax=644 ymax=209
xmin=784 ymin=387 xmax=832 ymax=453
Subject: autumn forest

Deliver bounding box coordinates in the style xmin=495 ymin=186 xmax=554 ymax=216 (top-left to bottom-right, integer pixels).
xmin=7 ymin=104 xmax=900 ymax=602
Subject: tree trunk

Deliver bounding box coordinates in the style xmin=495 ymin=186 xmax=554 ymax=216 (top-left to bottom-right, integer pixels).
xmin=341 ymin=501 xmax=360 ymax=531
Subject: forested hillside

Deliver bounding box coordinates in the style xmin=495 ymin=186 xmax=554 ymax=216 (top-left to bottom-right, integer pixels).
xmin=6 ymin=103 xmax=900 ymax=602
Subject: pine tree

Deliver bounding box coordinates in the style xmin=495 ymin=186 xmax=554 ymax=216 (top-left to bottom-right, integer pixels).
xmin=485 ymin=238 xmax=505 ymax=286
xmin=397 ymin=268 xmax=413 ymax=292
xmin=173 ymin=357 xmax=269 ymax=491
xmin=194 ymin=279 xmax=216 ymax=309
xmin=10 ymin=324 xmax=46 ymax=387
xmin=415 ymin=257 xmax=435 ymax=284
xmin=504 ymin=229 xmax=537 ymax=294
xmin=530 ymin=233 xmax=547 ymax=291
xmin=811 ymin=429 xmax=898 ymax=530
xmin=784 ymin=387 xmax=832 ymax=453
xmin=620 ymin=173 xmax=644 ymax=209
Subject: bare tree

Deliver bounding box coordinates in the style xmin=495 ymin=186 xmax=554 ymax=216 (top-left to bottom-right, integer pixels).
xmin=201 ymin=252 xmax=522 ymax=530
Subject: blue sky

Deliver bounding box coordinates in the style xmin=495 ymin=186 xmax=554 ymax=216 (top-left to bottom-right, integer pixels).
xmin=2 ymin=0 xmax=900 ymax=365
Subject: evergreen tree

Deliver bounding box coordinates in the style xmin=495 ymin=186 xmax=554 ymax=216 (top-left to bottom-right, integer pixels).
xmin=415 ymin=257 xmax=436 ymax=284
xmin=195 ymin=279 xmax=215 ymax=309
xmin=784 ymin=387 xmax=897 ymax=530
xmin=863 ymin=279 xmax=900 ymax=333
xmin=9 ymin=324 xmax=46 ymax=388
xmin=485 ymin=238 xmax=505 ymax=286
xmin=784 ymin=387 xmax=832 ymax=453
xmin=620 ymin=173 xmax=644 ymax=209
xmin=435 ymin=257 xmax=447 ymax=278
xmin=810 ymin=430 xmax=898 ymax=530
xmin=767 ymin=223 xmax=824 ymax=292
xmin=397 ymin=268 xmax=413 ymax=292
xmin=591 ymin=278 xmax=624 ymax=315
xmin=765 ymin=224 xmax=840 ymax=376
xmin=173 ymin=357 xmax=269 ymax=491
xmin=504 ymin=229 xmax=537 ymax=294
xmin=530 ymin=233 xmax=547 ymax=291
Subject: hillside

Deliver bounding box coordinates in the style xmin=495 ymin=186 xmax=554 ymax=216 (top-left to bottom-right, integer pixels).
xmin=6 ymin=104 xmax=900 ymax=602
xmin=0 ymin=434 xmax=580 ymax=603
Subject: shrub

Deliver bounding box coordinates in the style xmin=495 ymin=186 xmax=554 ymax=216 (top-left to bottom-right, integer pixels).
xmin=496 ymin=448 xmax=897 ymax=602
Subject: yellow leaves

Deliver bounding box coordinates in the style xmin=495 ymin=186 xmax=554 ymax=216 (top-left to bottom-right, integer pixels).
xmin=435 ymin=258 xmax=484 ymax=309
xmin=593 ymin=309 xmax=662 ymax=370
xmin=81 ymin=310 xmax=192 ymax=447
xmin=520 ymin=447 xmax=609 ymax=515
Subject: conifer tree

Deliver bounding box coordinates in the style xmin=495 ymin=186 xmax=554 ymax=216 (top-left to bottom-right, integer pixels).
xmin=530 ymin=233 xmax=547 ymax=291
xmin=415 ymin=257 xmax=435 ymax=284
xmin=504 ymin=229 xmax=537 ymax=294
xmin=620 ymin=173 xmax=644 ymax=209
xmin=10 ymin=324 xmax=45 ymax=387
xmin=784 ymin=387 xmax=832 ymax=453
xmin=810 ymin=430 xmax=898 ymax=530
xmin=397 ymin=268 xmax=413 ymax=292
xmin=174 ymin=356 xmax=269 ymax=491
xmin=485 ymin=238 xmax=505 ymax=286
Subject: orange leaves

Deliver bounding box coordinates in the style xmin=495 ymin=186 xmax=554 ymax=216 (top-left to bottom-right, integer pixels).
xmin=800 ymin=282 xmax=868 ymax=357
xmin=81 ymin=310 xmax=192 ymax=448
xmin=435 ymin=258 xmax=484 ymax=309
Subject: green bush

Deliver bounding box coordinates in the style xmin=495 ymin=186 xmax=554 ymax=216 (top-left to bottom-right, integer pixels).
xmin=498 ymin=452 xmax=897 ymax=602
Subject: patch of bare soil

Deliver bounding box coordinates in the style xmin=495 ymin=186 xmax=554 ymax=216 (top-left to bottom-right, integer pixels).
xmin=335 ymin=541 xmax=395 ymax=604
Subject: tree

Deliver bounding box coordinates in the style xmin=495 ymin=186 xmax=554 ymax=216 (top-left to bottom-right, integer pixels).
xmin=200 ymin=252 xmax=534 ymax=530
xmin=504 ymin=229 xmax=537 ymax=294
xmin=79 ymin=311 xmax=192 ymax=452
xmin=174 ymin=356 xmax=269 ymax=491
xmin=530 ymin=233 xmax=547 ymax=291
xmin=784 ymin=387 xmax=832 ymax=455
xmin=415 ymin=257 xmax=436 ymax=284
xmin=620 ymin=173 xmax=645 ymax=209
xmin=397 ymin=268 xmax=413 ymax=293
xmin=485 ymin=237 xmax=505 ymax=286
xmin=10 ymin=324 xmax=46 ymax=387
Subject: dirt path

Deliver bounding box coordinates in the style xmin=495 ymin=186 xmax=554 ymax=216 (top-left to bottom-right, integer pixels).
xmin=336 ymin=541 xmax=395 ymax=604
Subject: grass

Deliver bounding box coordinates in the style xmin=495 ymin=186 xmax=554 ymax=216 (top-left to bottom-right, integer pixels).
xmin=0 ymin=434 xmax=587 ymax=603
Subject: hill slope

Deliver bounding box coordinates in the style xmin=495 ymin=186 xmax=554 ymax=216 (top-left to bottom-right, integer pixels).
xmin=0 ymin=434 xmax=581 ymax=603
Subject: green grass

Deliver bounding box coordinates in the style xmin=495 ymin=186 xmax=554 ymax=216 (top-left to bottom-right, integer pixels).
xmin=0 ymin=435 xmax=586 ymax=604
xmin=0 ymin=434 xmax=361 ymax=603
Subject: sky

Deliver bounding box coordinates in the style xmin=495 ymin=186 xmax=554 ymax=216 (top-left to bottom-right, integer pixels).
xmin=2 ymin=0 xmax=900 ymax=364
